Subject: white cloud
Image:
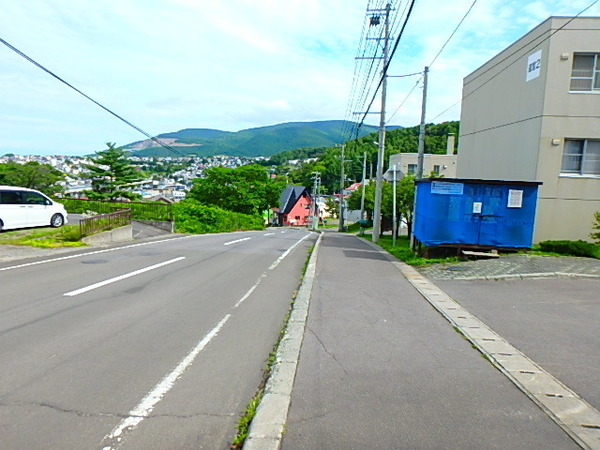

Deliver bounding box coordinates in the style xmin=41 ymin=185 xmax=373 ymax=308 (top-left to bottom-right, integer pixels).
xmin=1 ymin=0 xmax=599 ymax=154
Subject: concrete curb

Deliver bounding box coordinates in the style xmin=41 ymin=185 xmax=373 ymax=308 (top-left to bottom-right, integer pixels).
xmin=360 ymin=237 xmax=600 ymax=450
xmin=445 ymin=272 xmax=600 ymax=281
xmin=243 ymin=233 xmax=323 ymax=450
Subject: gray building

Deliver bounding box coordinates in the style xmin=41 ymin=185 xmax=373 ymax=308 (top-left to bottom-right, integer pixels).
xmin=458 ymin=16 xmax=600 ymax=242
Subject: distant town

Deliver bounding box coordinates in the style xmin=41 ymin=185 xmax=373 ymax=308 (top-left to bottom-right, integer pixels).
xmin=0 ymin=153 xmax=269 ymax=202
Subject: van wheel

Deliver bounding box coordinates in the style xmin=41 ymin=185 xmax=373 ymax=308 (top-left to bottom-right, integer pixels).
xmin=0 ymin=219 xmax=3 ymax=231
xmin=50 ymin=213 xmax=64 ymax=228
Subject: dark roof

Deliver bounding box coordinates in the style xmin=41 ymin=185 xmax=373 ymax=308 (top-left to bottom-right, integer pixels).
xmin=279 ymin=185 xmax=310 ymax=214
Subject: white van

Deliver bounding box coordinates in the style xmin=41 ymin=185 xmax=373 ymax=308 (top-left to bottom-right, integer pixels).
xmin=0 ymin=186 xmax=68 ymax=231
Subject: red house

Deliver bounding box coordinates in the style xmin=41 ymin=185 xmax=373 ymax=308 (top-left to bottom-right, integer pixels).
xmin=275 ymin=185 xmax=314 ymax=226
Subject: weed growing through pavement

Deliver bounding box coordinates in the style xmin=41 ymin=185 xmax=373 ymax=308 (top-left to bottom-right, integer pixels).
xmin=231 ymin=240 xmax=316 ymax=448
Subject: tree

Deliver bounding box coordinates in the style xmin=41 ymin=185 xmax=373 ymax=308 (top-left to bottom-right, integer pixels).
xmin=384 ymin=176 xmax=416 ymax=236
xmin=84 ymin=143 xmax=144 ymax=201
xmin=188 ymin=164 xmax=284 ymax=216
xmin=0 ymin=161 xmax=65 ymax=195
xmin=347 ymin=176 xmax=416 ymax=236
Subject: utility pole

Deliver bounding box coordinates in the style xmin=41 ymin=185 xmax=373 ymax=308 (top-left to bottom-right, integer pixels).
xmin=311 ymin=172 xmax=321 ymax=231
xmin=338 ymin=145 xmax=349 ymax=232
xmin=359 ymin=151 xmax=367 ymax=235
xmin=372 ymin=3 xmax=390 ymax=243
xmin=416 ymin=66 xmax=429 ymax=179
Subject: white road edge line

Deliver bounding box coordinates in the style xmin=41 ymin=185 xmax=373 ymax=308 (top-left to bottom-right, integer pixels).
xmin=224 ymin=237 xmax=251 ymax=246
xmin=234 ymin=233 xmax=312 ymax=309
xmin=234 ymin=274 xmax=266 ymax=309
xmin=0 ymin=235 xmax=192 ymax=272
xmin=101 ymin=314 xmax=231 ymax=450
xmin=268 ymin=234 xmax=310 ymax=270
xmin=64 ymin=257 xmax=185 ymax=297
xmin=243 ymin=233 xmax=322 ymax=449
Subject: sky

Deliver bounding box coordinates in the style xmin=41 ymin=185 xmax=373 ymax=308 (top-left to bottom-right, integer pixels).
xmin=1 ymin=0 xmax=599 ymax=156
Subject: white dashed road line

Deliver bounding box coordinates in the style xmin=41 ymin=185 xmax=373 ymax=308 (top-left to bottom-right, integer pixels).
xmin=64 ymin=257 xmax=185 ymax=297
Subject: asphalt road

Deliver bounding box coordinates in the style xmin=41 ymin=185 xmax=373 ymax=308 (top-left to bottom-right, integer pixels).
xmin=0 ymin=228 xmax=316 ymax=449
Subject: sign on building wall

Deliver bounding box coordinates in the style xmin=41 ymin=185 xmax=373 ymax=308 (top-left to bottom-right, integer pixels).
xmin=526 ymin=49 xmax=542 ymax=82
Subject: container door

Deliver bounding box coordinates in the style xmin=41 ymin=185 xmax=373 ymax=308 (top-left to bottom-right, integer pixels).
xmin=471 ymin=186 xmax=502 ymax=246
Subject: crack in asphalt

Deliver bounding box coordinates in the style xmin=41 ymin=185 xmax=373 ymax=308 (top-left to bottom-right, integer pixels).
xmin=306 ymin=325 xmax=349 ymax=375
xmin=0 ymin=400 xmax=235 ymax=420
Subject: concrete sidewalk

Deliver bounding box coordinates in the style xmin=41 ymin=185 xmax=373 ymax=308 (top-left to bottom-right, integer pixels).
xmin=282 ymin=233 xmax=580 ymax=449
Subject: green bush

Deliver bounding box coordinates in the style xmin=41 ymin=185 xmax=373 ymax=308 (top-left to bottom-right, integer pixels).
xmin=58 ymin=224 xmax=83 ymax=242
xmin=174 ymin=200 xmax=264 ymax=234
xmin=538 ymin=240 xmax=600 ymax=259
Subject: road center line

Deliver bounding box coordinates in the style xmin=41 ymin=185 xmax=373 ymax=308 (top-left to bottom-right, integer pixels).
xmin=101 ymin=314 xmax=231 ymax=449
xmin=224 ymin=237 xmax=251 ymax=246
xmin=63 ymin=257 xmax=185 ymax=297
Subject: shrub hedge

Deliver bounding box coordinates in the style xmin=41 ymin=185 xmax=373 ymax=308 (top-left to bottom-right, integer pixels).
xmin=538 ymin=240 xmax=600 ymax=259
xmin=174 ymin=200 xmax=264 ymax=234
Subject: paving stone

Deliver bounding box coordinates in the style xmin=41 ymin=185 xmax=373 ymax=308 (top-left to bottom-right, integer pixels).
xmin=420 ymin=255 xmax=600 ymax=280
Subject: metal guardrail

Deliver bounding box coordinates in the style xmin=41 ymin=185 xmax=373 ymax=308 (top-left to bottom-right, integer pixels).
xmin=79 ymin=209 xmax=132 ymax=237
xmin=58 ymin=198 xmax=174 ymax=222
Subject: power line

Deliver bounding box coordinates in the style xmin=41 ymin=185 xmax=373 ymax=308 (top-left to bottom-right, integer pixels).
xmin=388 ymin=0 xmax=478 ymax=124
xmin=0 ymin=36 xmax=184 ymax=157
xmin=428 ymin=0 xmax=478 ymax=68
xmin=430 ymin=0 xmax=599 ymax=121
xmin=355 ymin=0 xmax=417 ymax=133
xmin=342 ymin=0 xmax=416 ymax=143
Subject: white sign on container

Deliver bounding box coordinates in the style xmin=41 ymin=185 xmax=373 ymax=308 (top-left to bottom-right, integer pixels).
xmin=507 ymin=189 xmax=523 ymax=208
xmin=431 ymin=181 xmax=464 ymax=195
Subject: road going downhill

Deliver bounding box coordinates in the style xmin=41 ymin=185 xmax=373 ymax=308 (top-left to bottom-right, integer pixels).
xmin=0 ymin=229 xmax=316 ymax=449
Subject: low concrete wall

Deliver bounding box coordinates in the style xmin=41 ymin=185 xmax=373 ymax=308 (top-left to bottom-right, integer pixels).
xmin=133 ymin=219 xmax=174 ymax=233
xmin=82 ymin=225 xmax=133 ymax=245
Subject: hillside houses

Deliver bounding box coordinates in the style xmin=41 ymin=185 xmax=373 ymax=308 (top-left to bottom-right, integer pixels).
xmin=0 ymin=154 xmax=261 ymax=201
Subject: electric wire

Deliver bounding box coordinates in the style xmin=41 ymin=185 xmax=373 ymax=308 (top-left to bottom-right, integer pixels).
xmin=342 ymin=0 xmax=412 ymax=142
xmin=355 ymin=0 xmax=417 ymax=134
xmin=429 ymin=0 xmax=599 ymax=122
xmin=0 ymin=36 xmax=184 ymax=157
xmin=388 ymin=0 xmax=477 ymax=124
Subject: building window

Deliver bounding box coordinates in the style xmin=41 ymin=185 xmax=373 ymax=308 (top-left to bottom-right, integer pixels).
xmin=432 ymin=165 xmax=441 ymax=175
xmin=561 ymin=139 xmax=600 ymax=175
xmin=407 ymin=164 xmax=417 ymax=175
xmin=570 ymin=53 xmax=600 ymax=91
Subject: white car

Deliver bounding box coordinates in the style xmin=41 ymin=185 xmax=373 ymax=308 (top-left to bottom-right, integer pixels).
xmin=0 ymin=185 xmax=68 ymax=231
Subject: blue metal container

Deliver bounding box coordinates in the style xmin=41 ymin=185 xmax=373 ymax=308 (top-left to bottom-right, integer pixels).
xmin=414 ymin=178 xmax=542 ymax=248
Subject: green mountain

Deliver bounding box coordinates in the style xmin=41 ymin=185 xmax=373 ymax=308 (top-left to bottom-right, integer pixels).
xmin=125 ymin=121 xmax=399 ymax=157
